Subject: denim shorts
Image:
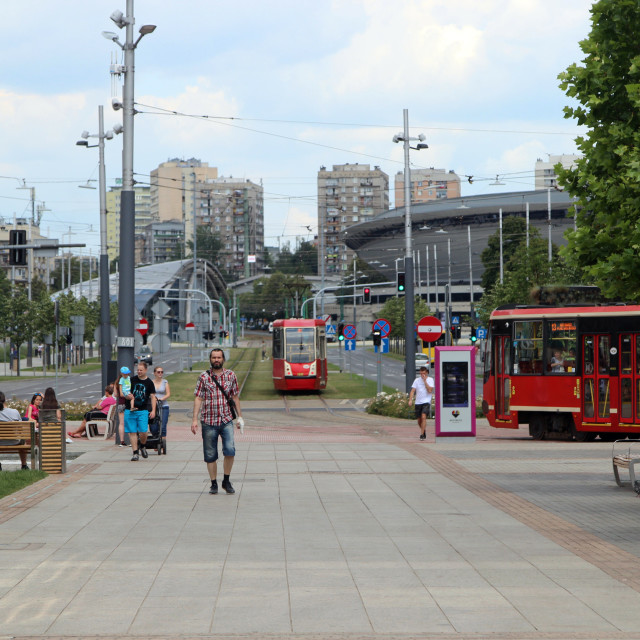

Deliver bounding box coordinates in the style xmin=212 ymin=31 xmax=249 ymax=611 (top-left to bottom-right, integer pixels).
xmin=201 ymin=421 xmax=235 ymax=463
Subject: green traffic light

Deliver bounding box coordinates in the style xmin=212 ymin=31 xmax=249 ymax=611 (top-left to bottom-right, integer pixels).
xmin=338 ymin=335 xmax=345 ymax=341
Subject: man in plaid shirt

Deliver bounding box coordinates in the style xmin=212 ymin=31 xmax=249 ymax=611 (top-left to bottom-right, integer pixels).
xmin=191 ymin=348 xmax=244 ymax=494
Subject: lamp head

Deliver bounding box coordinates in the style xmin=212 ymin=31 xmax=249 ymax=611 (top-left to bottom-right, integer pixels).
xmin=110 ymin=10 xmax=128 ymax=28
xmin=76 ymin=140 xmax=89 ymax=147
xmin=112 ymin=123 xmax=124 ymax=135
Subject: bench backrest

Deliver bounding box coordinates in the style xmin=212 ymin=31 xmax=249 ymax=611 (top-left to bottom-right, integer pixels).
xmin=0 ymin=421 xmax=35 ymax=441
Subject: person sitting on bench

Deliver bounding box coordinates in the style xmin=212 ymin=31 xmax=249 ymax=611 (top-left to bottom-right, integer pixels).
xmin=68 ymin=385 xmax=116 ymax=438
xmin=0 ymin=390 xmax=28 ymax=469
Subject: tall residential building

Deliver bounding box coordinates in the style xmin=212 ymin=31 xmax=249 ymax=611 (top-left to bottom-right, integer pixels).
xmin=105 ymin=183 xmax=152 ymax=262
xmin=0 ymin=218 xmax=48 ymax=286
xmin=143 ymin=220 xmax=185 ymax=264
xmin=149 ymin=158 xmax=219 ymax=227
xmin=394 ymin=168 xmax=461 ymax=208
xmin=535 ymin=154 xmax=581 ymax=190
xmin=198 ymin=176 xmax=265 ymax=280
xmin=317 ymin=163 xmax=389 ymax=274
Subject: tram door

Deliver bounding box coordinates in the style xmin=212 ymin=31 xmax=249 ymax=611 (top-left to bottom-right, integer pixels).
xmin=619 ymin=334 xmax=640 ymax=423
xmin=582 ymin=334 xmax=611 ymax=422
xmin=494 ymin=336 xmax=512 ymax=420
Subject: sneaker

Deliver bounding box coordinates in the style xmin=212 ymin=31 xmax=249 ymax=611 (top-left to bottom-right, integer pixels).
xmin=66 ymin=438 xmax=73 ymax=444
xmin=119 ymin=442 xmax=128 ymax=447
xmin=140 ymin=446 xmax=148 ymax=459
xmin=419 ymin=433 xmax=426 ymax=440
xmin=209 ymin=480 xmax=218 ymax=495
xmin=221 ymin=479 xmax=235 ymax=494
xmin=21 ymin=464 xmax=28 ymax=470
xmin=131 ymin=452 xmax=139 ymax=461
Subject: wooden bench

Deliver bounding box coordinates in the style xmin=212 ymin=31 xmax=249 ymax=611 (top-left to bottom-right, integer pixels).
xmin=0 ymin=421 xmax=37 ymax=470
xmin=612 ymin=440 xmax=640 ymax=488
xmin=86 ymin=405 xmax=117 ymax=440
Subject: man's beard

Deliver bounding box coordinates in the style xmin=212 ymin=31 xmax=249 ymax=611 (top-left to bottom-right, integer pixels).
xmin=211 ymin=361 xmax=223 ymax=370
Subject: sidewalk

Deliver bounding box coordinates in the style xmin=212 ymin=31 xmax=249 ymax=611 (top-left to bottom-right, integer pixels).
xmin=2 ymin=404 xmax=640 ymax=639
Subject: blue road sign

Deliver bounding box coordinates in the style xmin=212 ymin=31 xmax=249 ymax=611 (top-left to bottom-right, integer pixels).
xmin=374 ymin=337 xmax=389 ymax=354
xmin=343 ymin=324 xmax=357 ymax=340
xmin=345 ymin=339 xmax=356 ymax=351
xmin=372 ymin=318 xmax=391 ymax=338
xmin=476 ymin=327 xmax=487 ymax=339
xmin=326 ymin=324 xmax=336 ymax=335
xmin=451 ymin=315 xmax=460 ymax=325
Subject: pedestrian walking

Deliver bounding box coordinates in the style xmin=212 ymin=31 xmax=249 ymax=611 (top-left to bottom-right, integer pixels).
xmin=125 ymin=362 xmax=156 ymax=461
xmin=191 ymin=348 xmax=244 ymax=495
xmin=408 ymin=365 xmax=434 ymax=440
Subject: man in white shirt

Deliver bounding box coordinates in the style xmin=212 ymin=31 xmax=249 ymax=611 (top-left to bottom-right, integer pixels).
xmin=408 ymin=366 xmax=435 ymax=441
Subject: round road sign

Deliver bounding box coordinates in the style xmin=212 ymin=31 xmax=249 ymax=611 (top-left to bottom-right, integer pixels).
xmin=137 ymin=318 xmax=148 ymax=336
xmin=417 ymin=316 xmax=444 ymax=342
xmin=372 ymin=318 xmax=391 ymax=338
xmin=343 ymin=324 xmax=357 ymax=340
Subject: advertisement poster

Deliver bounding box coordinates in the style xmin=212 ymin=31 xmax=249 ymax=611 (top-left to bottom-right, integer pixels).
xmin=435 ymin=346 xmax=476 ymax=438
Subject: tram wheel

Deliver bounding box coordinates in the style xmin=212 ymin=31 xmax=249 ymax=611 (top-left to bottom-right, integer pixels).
xmin=574 ymin=431 xmax=596 ymax=442
xmin=529 ymin=416 xmax=547 ymax=440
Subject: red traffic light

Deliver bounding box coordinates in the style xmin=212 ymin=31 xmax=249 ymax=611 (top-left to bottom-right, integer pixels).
xmin=363 ymin=287 xmax=371 ymax=303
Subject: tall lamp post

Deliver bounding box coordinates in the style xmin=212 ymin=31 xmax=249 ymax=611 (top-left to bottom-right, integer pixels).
xmin=76 ymin=106 xmax=121 ymax=389
xmin=103 ymin=2 xmax=156 ymax=373
xmin=393 ymin=109 xmax=427 ymax=393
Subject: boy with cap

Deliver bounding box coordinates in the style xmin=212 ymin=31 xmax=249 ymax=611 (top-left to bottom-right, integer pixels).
xmin=118 ymin=366 xmax=135 ymax=411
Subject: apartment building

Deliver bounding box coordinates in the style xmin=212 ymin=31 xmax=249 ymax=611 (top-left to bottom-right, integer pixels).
xmin=142 ymin=220 xmax=185 ymax=264
xmin=317 ymin=163 xmax=389 ymax=274
xmin=105 ymin=183 xmax=152 ymax=262
xmin=535 ymin=154 xmax=581 ymax=190
xmin=394 ymin=168 xmax=461 ymax=208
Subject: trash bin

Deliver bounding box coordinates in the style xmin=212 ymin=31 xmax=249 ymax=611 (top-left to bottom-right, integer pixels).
xmin=38 ymin=409 xmax=66 ymax=473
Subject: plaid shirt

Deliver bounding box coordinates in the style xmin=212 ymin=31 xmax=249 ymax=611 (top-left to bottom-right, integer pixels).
xmin=194 ymin=368 xmax=239 ymax=426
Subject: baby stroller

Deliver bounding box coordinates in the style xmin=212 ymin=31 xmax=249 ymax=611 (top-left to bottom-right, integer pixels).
xmin=146 ymin=412 xmax=166 ymax=455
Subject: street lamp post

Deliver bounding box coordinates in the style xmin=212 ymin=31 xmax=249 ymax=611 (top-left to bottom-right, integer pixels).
xmin=393 ymin=109 xmax=427 ymax=393
xmin=76 ymin=105 xmax=120 ymax=389
xmin=103 ymin=1 xmax=156 ymax=374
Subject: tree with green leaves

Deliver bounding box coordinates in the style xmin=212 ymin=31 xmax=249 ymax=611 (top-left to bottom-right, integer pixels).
xmin=557 ymin=0 xmax=640 ymax=300
xmin=378 ymin=295 xmax=431 ymax=339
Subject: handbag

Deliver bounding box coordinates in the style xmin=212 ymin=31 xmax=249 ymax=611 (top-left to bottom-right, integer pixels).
xmin=208 ymin=371 xmax=238 ymax=420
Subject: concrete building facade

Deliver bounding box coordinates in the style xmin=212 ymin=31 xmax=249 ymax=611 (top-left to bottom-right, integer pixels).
xmin=105 ymin=184 xmax=152 ymax=263
xmin=394 ymin=168 xmax=461 ymax=208
xmin=535 ymin=154 xmax=581 ymax=190
xmin=317 ymin=163 xmax=389 ymax=275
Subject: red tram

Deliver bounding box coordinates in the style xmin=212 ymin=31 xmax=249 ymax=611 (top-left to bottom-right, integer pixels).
xmin=483 ymin=304 xmax=640 ymax=441
xmin=272 ymin=319 xmax=328 ymax=392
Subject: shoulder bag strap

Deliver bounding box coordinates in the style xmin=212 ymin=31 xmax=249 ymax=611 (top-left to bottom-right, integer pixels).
xmin=208 ymin=371 xmax=237 ymax=414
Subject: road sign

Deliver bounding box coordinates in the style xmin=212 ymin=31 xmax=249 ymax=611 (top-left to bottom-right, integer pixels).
xmin=373 ymin=318 xmax=391 ymax=338
xmin=151 ymin=333 xmax=171 ymax=354
xmin=343 ymin=324 xmax=356 ymax=340
xmin=326 ymin=324 xmax=336 ymax=336
xmin=185 ymin=322 xmax=195 ymax=331
xmin=151 ymin=299 xmax=170 ymax=318
xmin=93 ymin=325 xmax=117 ymax=344
xmin=345 ymin=339 xmax=356 ymax=351
xmin=374 ymin=337 xmax=389 ymax=354
xmin=137 ymin=318 xmax=148 ymax=336
xmin=451 ymin=315 xmax=460 ymax=325
xmin=417 ymin=316 xmax=444 ymax=342
xmin=476 ymin=327 xmax=487 ymax=339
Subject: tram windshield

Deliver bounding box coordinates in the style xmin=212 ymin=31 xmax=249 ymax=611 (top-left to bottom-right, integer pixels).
xmin=285 ymin=327 xmax=315 ymax=363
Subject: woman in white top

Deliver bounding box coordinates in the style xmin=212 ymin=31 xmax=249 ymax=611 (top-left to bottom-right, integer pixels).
xmin=408 ymin=366 xmax=435 ymax=441
xmin=0 ymin=390 xmax=27 ymax=469
xmin=153 ymin=366 xmax=170 ymax=439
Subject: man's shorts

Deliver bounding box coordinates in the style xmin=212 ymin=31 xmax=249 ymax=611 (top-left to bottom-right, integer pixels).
xmin=125 ymin=409 xmax=149 ymax=433
xmin=414 ymin=403 xmax=430 ymax=419
xmin=201 ymin=421 xmax=235 ymax=463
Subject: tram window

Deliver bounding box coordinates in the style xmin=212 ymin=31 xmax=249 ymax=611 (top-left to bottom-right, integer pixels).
xmin=546 ymin=320 xmax=577 ymax=374
xmin=273 ymin=328 xmax=284 ymax=360
xmin=285 ymin=328 xmax=314 ymax=363
xmin=635 ymin=336 xmax=640 ymax=375
xmin=317 ymin=327 xmax=326 ymax=360
xmin=512 ymin=321 xmax=542 ymax=375
xmin=584 ymin=337 xmax=594 ymax=375
xmin=621 ymin=335 xmax=632 ymax=374
xmin=621 ymin=378 xmax=632 ymax=419
xmin=599 ymin=336 xmax=610 ymax=374
xmin=636 ymin=380 xmax=640 ymax=420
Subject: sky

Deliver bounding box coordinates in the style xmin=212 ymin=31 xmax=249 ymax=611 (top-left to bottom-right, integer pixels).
xmin=0 ymin=0 xmax=594 ymax=258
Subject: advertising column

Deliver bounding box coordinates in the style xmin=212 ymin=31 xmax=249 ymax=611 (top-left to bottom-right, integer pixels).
xmin=435 ymin=346 xmax=476 ymax=440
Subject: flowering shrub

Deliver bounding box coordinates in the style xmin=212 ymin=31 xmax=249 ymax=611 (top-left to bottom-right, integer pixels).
xmin=6 ymin=398 xmax=92 ymax=421
xmin=366 ymin=391 xmax=413 ymax=420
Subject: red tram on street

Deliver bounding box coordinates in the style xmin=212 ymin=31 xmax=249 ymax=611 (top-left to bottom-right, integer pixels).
xmin=272 ymin=319 xmax=328 ymax=392
xmin=483 ymin=304 xmax=640 ymax=440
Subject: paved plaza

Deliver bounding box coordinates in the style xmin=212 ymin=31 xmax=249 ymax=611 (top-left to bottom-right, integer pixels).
xmin=1 ymin=400 xmax=640 ymax=639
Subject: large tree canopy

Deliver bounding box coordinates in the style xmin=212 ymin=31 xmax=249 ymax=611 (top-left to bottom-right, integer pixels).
xmin=557 ymin=0 xmax=640 ymax=300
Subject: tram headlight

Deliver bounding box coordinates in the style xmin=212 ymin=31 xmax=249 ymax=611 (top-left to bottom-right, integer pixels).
xmin=285 ymin=362 xmax=292 ymax=376
xmin=309 ymin=361 xmax=316 ymax=376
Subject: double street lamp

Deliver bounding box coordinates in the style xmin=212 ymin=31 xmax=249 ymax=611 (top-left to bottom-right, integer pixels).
xmin=76 ymin=106 xmax=121 ymax=390
xmin=393 ymin=109 xmax=427 ymax=393
xmin=102 ymin=2 xmax=156 ymax=373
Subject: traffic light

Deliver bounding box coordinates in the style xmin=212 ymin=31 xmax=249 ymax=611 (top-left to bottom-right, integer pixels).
xmin=337 ymin=322 xmax=345 ymax=342
xmin=470 ymin=328 xmax=478 ymax=343
xmin=372 ymin=329 xmax=382 ymax=347
xmin=9 ymin=229 xmax=26 ymax=266
xmin=396 ymin=272 xmax=405 ymax=292
xmin=66 ymin=331 xmax=72 ymax=345
xmin=454 ymin=325 xmax=461 ymax=340
xmin=362 ymin=287 xmax=371 ymax=303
